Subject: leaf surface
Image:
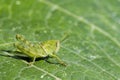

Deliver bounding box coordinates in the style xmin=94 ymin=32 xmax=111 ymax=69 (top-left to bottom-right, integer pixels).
xmin=0 ymin=0 xmax=120 ymax=80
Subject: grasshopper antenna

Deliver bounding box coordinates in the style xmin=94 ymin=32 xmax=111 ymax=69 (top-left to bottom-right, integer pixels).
xmin=60 ymin=33 xmax=69 ymax=43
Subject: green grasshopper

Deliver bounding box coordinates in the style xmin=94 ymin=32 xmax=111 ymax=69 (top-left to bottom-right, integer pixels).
xmin=14 ymin=34 xmax=67 ymax=66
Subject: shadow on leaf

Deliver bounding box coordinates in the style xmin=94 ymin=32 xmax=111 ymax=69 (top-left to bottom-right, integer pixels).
xmin=0 ymin=49 xmax=61 ymax=65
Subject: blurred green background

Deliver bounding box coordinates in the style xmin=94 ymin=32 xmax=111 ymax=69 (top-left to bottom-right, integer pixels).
xmin=0 ymin=0 xmax=120 ymax=80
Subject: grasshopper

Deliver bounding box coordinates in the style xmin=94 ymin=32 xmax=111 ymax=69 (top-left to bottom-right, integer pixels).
xmin=14 ymin=34 xmax=67 ymax=66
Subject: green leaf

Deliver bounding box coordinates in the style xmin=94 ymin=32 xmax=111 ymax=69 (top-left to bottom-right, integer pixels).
xmin=0 ymin=0 xmax=120 ymax=80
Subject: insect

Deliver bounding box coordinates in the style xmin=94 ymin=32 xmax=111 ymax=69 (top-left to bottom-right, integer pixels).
xmin=14 ymin=34 xmax=67 ymax=66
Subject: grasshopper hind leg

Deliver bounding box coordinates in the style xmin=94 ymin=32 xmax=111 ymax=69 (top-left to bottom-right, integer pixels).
xmin=27 ymin=56 xmax=37 ymax=66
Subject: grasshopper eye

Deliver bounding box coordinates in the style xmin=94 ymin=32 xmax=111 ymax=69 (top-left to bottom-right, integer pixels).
xmin=55 ymin=40 xmax=60 ymax=53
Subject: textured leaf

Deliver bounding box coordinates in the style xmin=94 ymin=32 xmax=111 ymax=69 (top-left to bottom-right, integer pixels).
xmin=0 ymin=0 xmax=120 ymax=80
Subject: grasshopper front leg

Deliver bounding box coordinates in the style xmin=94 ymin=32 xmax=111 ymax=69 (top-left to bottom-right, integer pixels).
xmin=51 ymin=54 xmax=67 ymax=66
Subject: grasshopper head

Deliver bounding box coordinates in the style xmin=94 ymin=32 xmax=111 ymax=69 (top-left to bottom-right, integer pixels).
xmin=41 ymin=40 xmax=60 ymax=55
